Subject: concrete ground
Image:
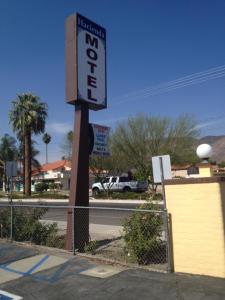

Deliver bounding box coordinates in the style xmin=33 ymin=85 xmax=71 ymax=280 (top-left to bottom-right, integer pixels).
xmin=0 ymin=241 xmax=225 ymax=300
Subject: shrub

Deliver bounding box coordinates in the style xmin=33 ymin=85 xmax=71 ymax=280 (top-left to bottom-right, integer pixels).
xmin=31 ymin=193 xmax=68 ymax=199
xmin=49 ymin=182 xmax=58 ymax=191
xmin=0 ymin=192 xmax=68 ymax=200
xmin=84 ymin=240 xmax=98 ymax=255
xmin=35 ymin=182 xmax=49 ymax=193
xmin=0 ymin=206 xmax=64 ymax=248
xmin=151 ymin=193 xmax=163 ymax=200
xmin=123 ymin=201 xmax=163 ymax=265
xmin=93 ymin=191 xmax=151 ymax=200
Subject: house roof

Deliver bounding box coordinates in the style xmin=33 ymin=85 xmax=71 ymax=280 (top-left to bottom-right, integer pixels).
xmin=171 ymin=164 xmax=193 ymax=171
xmin=32 ymin=160 xmax=71 ymax=175
xmin=32 ymin=159 xmax=103 ymax=177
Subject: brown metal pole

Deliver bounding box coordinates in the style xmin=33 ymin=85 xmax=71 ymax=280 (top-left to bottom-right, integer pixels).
xmin=66 ymin=102 xmax=89 ymax=252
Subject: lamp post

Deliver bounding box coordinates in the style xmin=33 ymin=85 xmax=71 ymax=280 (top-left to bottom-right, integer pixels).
xmin=196 ymin=144 xmax=213 ymax=177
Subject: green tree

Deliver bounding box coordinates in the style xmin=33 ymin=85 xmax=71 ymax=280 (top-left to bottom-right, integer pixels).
xmin=0 ymin=134 xmax=18 ymax=191
xmin=218 ymin=161 xmax=225 ymax=168
xmin=110 ymin=114 xmax=199 ymax=186
xmin=0 ymin=134 xmax=17 ymax=162
xmin=9 ymin=94 xmax=48 ymax=196
xmin=61 ymin=130 xmax=73 ymax=161
xmin=42 ymin=133 xmax=51 ymax=164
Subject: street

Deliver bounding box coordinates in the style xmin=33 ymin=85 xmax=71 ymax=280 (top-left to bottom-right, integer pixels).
xmin=42 ymin=202 xmax=138 ymax=226
xmin=0 ymin=199 xmax=155 ymax=240
xmin=0 ymin=199 xmax=142 ymax=226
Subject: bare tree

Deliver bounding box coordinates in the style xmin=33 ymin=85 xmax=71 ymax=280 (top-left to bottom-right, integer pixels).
xmin=110 ymin=114 xmax=199 ymax=189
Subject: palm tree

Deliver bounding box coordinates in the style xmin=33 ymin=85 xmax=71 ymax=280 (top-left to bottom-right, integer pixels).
xmin=0 ymin=134 xmax=18 ymax=191
xmin=42 ymin=133 xmax=51 ymax=164
xmin=9 ymin=94 xmax=48 ymax=196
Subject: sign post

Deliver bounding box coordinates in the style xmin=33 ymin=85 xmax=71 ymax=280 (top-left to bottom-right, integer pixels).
xmin=152 ymin=155 xmax=172 ymax=208
xmin=65 ymin=13 xmax=107 ymax=251
xmin=152 ymin=155 xmax=172 ymax=272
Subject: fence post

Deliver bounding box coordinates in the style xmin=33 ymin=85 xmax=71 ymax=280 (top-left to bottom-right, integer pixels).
xmin=164 ymin=210 xmax=172 ymax=273
xmin=72 ymin=206 xmax=75 ymax=255
xmin=8 ymin=175 xmax=13 ymax=242
xmin=10 ymin=202 xmax=13 ymax=242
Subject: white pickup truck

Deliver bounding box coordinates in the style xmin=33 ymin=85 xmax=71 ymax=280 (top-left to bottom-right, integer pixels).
xmin=92 ymin=176 xmax=148 ymax=195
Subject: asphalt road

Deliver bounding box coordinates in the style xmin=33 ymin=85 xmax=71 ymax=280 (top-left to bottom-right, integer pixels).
xmin=42 ymin=206 xmax=134 ymax=226
xmin=0 ymin=200 xmax=153 ymax=226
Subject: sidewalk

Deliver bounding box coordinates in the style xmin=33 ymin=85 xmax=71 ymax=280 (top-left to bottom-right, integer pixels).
xmin=40 ymin=219 xmax=123 ymax=240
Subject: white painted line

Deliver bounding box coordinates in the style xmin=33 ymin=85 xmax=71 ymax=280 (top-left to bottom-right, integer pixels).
xmin=0 ymin=290 xmax=22 ymax=299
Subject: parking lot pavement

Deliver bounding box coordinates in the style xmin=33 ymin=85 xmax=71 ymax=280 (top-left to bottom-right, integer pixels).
xmin=0 ymin=242 xmax=39 ymax=265
xmin=0 ymin=241 xmax=225 ymax=300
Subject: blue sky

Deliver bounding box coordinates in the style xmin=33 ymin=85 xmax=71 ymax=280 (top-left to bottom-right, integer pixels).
xmin=0 ymin=0 xmax=225 ymax=163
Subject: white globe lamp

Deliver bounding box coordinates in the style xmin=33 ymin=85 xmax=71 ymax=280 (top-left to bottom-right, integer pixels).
xmin=196 ymin=144 xmax=212 ymax=163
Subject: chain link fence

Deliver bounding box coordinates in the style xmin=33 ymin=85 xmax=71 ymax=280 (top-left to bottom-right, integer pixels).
xmin=0 ymin=203 xmax=170 ymax=272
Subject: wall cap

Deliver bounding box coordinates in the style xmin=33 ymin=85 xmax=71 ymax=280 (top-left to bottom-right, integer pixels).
xmin=164 ymin=177 xmax=225 ymax=185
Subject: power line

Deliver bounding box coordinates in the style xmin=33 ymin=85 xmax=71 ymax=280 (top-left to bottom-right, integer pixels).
xmin=114 ymin=65 xmax=225 ymax=100
xmin=113 ymin=65 xmax=225 ymax=101
xmin=113 ymin=71 xmax=225 ymax=104
xmin=117 ymin=71 xmax=225 ymax=104
xmin=111 ymin=64 xmax=225 ymax=105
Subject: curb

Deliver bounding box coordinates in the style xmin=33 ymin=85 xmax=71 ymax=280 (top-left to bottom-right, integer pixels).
xmin=0 ymin=198 xmax=151 ymax=205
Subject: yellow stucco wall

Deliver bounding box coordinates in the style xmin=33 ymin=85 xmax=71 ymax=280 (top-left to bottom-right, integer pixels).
xmin=199 ymin=165 xmax=213 ymax=177
xmin=165 ymin=181 xmax=225 ymax=278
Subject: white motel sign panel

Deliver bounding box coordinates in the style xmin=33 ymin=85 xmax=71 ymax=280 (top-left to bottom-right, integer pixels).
xmin=66 ymin=13 xmax=107 ymax=110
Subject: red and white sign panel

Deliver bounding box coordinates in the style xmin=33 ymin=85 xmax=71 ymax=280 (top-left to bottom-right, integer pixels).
xmin=90 ymin=123 xmax=110 ymax=156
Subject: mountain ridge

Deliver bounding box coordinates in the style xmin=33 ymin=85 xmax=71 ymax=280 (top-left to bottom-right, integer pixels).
xmin=198 ymin=135 xmax=225 ymax=163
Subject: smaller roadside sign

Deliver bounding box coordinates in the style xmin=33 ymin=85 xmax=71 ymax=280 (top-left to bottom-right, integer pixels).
xmin=0 ymin=290 xmax=22 ymax=299
xmin=89 ymin=123 xmax=110 ymax=156
xmin=5 ymin=161 xmax=17 ymax=177
xmin=152 ymin=155 xmax=172 ymax=183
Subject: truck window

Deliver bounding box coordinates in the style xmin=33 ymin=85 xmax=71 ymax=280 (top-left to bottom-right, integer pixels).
xmin=111 ymin=177 xmax=117 ymax=183
xmin=119 ymin=177 xmax=129 ymax=182
xmin=102 ymin=178 xmax=109 ymax=183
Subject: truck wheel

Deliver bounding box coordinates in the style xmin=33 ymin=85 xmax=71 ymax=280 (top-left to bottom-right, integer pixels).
xmin=92 ymin=188 xmax=100 ymax=196
xmin=123 ymin=186 xmax=131 ymax=193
